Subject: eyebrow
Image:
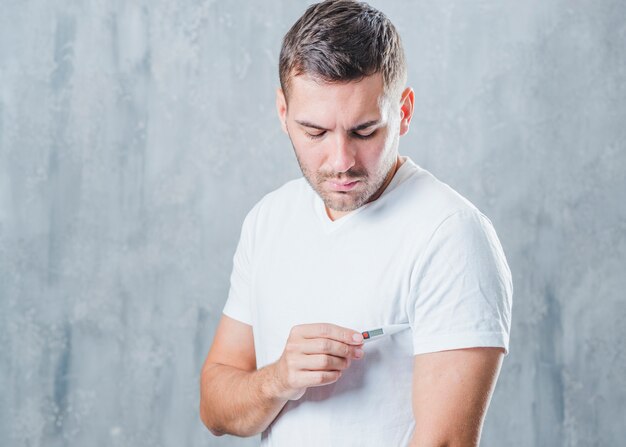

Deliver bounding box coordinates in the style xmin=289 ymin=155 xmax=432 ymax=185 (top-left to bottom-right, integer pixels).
xmin=295 ymin=119 xmax=381 ymax=132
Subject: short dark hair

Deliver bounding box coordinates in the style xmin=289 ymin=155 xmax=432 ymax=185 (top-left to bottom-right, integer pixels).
xmin=279 ymin=0 xmax=407 ymax=102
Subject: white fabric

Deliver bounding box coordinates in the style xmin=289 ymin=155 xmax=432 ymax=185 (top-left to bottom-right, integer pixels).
xmin=222 ymin=155 xmax=513 ymax=446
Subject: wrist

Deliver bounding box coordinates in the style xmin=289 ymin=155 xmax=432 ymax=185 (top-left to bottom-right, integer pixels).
xmin=260 ymin=363 xmax=290 ymax=403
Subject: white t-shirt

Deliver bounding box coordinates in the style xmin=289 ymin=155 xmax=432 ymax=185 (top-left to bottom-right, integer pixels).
xmin=222 ymin=155 xmax=513 ymax=446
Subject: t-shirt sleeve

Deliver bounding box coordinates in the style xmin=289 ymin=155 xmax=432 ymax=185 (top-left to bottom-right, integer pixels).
xmin=221 ymin=206 xmax=258 ymax=326
xmin=408 ymin=209 xmax=513 ymax=356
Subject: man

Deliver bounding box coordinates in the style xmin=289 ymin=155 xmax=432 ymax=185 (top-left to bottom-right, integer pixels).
xmin=200 ymin=1 xmax=513 ymax=446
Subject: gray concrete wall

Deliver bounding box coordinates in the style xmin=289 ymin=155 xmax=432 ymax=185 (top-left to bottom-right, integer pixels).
xmin=1 ymin=1 xmax=624 ymax=446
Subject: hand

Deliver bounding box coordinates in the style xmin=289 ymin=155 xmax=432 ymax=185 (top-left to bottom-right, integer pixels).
xmin=270 ymin=323 xmax=365 ymax=401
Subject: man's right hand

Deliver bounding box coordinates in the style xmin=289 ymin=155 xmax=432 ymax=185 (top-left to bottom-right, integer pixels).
xmin=268 ymin=323 xmax=365 ymax=401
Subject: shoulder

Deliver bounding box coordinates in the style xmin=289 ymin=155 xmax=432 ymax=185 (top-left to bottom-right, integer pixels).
xmin=241 ymin=176 xmax=309 ymax=229
xmin=397 ymin=161 xmax=488 ymax=232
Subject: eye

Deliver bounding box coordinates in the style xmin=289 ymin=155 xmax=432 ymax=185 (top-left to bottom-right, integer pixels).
xmin=305 ymin=131 xmax=326 ymax=140
xmin=353 ymin=130 xmax=377 ymax=140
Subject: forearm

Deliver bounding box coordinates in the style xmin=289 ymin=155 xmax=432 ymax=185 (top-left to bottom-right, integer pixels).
xmin=200 ymin=362 xmax=288 ymax=437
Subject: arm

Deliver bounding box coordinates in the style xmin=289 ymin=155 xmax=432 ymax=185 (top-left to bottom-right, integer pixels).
xmin=199 ymin=314 xmax=365 ymax=437
xmin=199 ymin=314 xmax=286 ymax=437
xmin=409 ymin=347 xmax=504 ymax=447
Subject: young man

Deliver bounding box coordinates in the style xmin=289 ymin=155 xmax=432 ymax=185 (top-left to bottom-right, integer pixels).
xmin=200 ymin=1 xmax=513 ymax=446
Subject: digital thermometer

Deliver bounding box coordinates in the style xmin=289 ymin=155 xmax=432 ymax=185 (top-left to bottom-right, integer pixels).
xmin=361 ymin=323 xmax=411 ymax=343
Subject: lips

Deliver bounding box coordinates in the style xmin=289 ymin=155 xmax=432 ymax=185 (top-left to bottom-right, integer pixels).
xmin=327 ymin=179 xmax=360 ymax=191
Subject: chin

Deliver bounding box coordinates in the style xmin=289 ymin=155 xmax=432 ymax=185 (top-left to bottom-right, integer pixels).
xmin=326 ymin=201 xmax=361 ymax=213
xmin=322 ymin=191 xmax=370 ymax=213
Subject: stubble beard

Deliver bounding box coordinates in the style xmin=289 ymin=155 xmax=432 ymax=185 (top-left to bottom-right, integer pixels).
xmin=290 ymin=138 xmax=398 ymax=213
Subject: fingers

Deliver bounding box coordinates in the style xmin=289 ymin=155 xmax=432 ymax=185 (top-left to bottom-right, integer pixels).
xmin=300 ymin=353 xmax=352 ymax=371
xmin=292 ymin=323 xmax=364 ymax=345
xmin=272 ymin=323 xmax=365 ymax=400
xmin=297 ymin=370 xmax=343 ymax=387
xmin=300 ymin=337 xmax=364 ymax=359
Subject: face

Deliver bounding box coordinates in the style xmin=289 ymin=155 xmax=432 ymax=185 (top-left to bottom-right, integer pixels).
xmin=276 ymin=72 xmax=414 ymax=220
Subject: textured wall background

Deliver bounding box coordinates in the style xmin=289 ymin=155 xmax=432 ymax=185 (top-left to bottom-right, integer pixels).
xmin=1 ymin=1 xmax=625 ymax=446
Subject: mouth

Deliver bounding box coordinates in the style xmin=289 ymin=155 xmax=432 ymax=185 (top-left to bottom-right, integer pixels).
xmin=326 ymin=179 xmax=360 ymax=191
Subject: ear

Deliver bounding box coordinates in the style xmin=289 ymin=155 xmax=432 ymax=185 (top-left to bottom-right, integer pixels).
xmin=276 ymin=88 xmax=288 ymax=134
xmin=399 ymin=87 xmax=414 ymax=136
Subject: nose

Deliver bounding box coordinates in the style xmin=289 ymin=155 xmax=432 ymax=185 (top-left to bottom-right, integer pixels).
xmin=328 ymin=134 xmax=356 ymax=174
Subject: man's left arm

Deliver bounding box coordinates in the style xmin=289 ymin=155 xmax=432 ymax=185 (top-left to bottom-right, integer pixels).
xmin=409 ymin=346 xmax=505 ymax=447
